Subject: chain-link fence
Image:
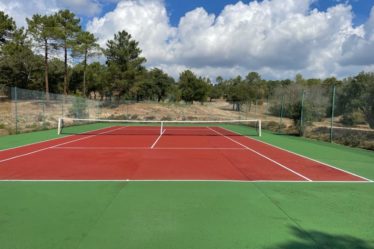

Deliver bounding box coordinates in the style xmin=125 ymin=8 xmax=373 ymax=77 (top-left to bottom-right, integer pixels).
xmin=1 ymin=85 xmax=373 ymax=150
xmin=0 ymin=86 xmax=244 ymax=136
xmin=0 ymin=86 xmax=101 ymax=135
xmin=240 ymin=84 xmax=374 ymax=150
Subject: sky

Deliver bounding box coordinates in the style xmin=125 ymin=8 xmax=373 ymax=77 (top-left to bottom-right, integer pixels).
xmin=1 ymin=0 xmax=374 ymax=80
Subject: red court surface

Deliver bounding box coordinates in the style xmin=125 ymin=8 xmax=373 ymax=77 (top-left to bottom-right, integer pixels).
xmin=0 ymin=126 xmax=369 ymax=182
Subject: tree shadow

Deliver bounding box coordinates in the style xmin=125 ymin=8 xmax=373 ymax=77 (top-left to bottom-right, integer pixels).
xmin=267 ymin=226 xmax=374 ymax=249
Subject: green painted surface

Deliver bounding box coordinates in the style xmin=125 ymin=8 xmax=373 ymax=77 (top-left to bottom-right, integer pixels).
xmin=0 ymin=124 xmax=373 ymax=249
xmin=0 ymin=123 xmax=113 ymax=150
xmin=0 ymin=182 xmax=373 ymax=249
xmin=0 ymin=129 xmax=62 ymax=150
xmin=257 ymin=131 xmax=374 ymax=181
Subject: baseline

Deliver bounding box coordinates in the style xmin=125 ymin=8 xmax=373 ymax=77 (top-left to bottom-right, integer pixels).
xmin=51 ymin=147 xmax=248 ymax=150
xmin=219 ymin=127 xmax=372 ymax=182
xmin=207 ymin=127 xmax=312 ymax=181
xmin=0 ymin=179 xmax=372 ymax=183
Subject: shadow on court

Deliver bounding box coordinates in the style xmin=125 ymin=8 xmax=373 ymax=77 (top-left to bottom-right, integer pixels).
xmin=267 ymin=226 xmax=374 ymax=249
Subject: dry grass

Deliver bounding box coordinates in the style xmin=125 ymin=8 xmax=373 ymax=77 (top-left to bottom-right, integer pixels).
xmin=2 ymin=99 xmax=289 ymax=135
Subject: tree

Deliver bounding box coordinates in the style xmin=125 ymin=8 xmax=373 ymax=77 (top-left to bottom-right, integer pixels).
xmin=226 ymin=76 xmax=248 ymax=111
xmin=0 ymin=27 xmax=43 ymax=89
xmin=72 ymin=31 xmax=100 ymax=96
xmin=295 ymin=73 xmax=306 ymax=85
xmin=216 ymin=76 xmax=223 ymax=84
xmin=104 ymin=30 xmax=146 ymax=71
xmin=322 ymin=77 xmax=342 ymax=88
xmin=280 ymin=79 xmax=292 ymax=87
xmin=178 ymin=70 xmax=196 ymax=103
xmin=85 ymin=62 xmax=108 ymax=99
xmin=306 ymin=78 xmax=321 ymax=86
xmin=48 ymin=58 xmax=65 ymax=93
xmin=245 ymin=71 xmax=266 ymax=100
xmin=148 ymin=68 xmax=174 ymax=102
xmin=178 ymin=70 xmax=209 ymax=103
xmin=0 ymin=11 xmax=16 ymax=45
xmin=55 ymin=10 xmax=81 ymax=95
xmin=338 ymin=72 xmax=374 ymax=128
xmin=27 ymin=14 xmax=59 ymax=98
xmin=103 ymin=30 xmax=146 ymax=100
xmin=207 ymin=83 xmax=222 ymax=101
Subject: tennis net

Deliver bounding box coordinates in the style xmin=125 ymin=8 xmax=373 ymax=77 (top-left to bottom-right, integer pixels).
xmin=57 ymin=118 xmax=262 ymax=137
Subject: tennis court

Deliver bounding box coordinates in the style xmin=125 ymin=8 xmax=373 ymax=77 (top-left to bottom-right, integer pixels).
xmin=1 ymin=121 xmax=373 ymax=249
xmin=0 ymin=121 xmax=369 ymax=182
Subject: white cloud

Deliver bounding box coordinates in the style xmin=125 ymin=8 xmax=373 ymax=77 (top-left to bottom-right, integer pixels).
xmin=1 ymin=0 xmax=374 ymax=80
xmin=59 ymin=0 xmax=102 ymax=16
xmin=340 ymin=6 xmax=374 ymax=66
xmin=87 ymin=0 xmax=374 ymax=80
xmin=0 ymin=0 xmax=111 ymax=26
xmin=87 ymin=0 xmax=175 ymax=64
xmin=0 ymin=0 xmax=58 ymax=27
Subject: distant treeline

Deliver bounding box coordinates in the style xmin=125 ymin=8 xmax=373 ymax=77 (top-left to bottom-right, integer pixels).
xmin=0 ymin=10 xmax=373 ymax=129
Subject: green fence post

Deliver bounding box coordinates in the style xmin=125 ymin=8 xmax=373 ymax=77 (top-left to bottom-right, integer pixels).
xmin=300 ymin=90 xmax=305 ymax=136
xmin=14 ymin=86 xmax=18 ymax=134
xmin=42 ymin=91 xmax=46 ymax=128
xmin=330 ymin=85 xmax=336 ymax=143
xmin=279 ymin=95 xmax=284 ymax=132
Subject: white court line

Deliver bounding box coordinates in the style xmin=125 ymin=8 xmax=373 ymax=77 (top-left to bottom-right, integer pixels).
xmin=0 ymin=126 xmax=126 ymax=164
xmin=0 ymin=136 xmax=71 ymax=152
xmin=0 ymin=125 xmax=124 ymax=152
xmin=124 ymin=127 xmax=211 ymax=131
xmin=52 ymin=147 xmax=247 ymax=150
xmin=219 ymin=127 xmax=373 ymax=182
xmin=150 ymin=129 xmax=165 ymax=149
xmin=0 ymin=179 xmax=371 ymax=183
xmin=163 ymin=128 xmax=214 ymax=131
xmin=207 ymin=127 xmax=312 ymax=182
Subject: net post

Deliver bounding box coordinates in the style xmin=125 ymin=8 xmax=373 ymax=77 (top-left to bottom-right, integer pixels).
xmin=258 ymin=119 xmax=262 ymax=137
xmin=57 ymin=117 xmax=62 ymax=135
xmin=160 ymin=121 xmax=163 ymax=135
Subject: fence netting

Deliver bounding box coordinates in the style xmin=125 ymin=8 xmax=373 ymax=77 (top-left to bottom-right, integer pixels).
xmin=1 ymin=86 xmax=101 ymax=134
xmin=241 ymin=84 xmax=373 ymax=150
xmin=0 ymin=85 xmax=373 ymax=150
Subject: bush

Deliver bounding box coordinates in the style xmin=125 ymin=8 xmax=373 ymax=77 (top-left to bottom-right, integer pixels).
xmin=341 ymin=111 xmax=366 ymax=126
xmin=37 ymin=113 xmax=44 ymax=122
xmin=130 ymin=114 xmax=138 ymax=120
xmin=263 ymin=121 xmax=286 ymax=132
xmin=68 ymin=97 xmax=89 ymax=118
xmin=145 ymin=116 xmax=156 ymax=120
xmin=161 ymin=115 xmax=172 ymax=121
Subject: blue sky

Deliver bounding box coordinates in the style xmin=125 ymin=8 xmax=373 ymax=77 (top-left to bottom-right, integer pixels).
xmin=169 ymin=0 xmax=372 ymax=26
xmin=98 ymin=0 xmax=374 ymax=27
xmin=310 ymin=0 xmax=373 ymax=25
xmin=1 ymin=0 xmax=373 ymax=79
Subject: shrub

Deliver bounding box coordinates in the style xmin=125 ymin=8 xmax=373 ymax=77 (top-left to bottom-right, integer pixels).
xmin=145 ymin=116 xmax=156 ymax=120
xmin=161 ymin=115 xmax=172 ymax=121
xmin=264 ymin=121 xmax=286 ymax=132
xmin=37 ymin=113 xmax=44 ymax=122
xmin=68 ymin=97 xmax=88 ymax=118
xmin=130 ymin=114 xmax=138 ymax=120
xmin=341 ymin=111 xmax=366 ymax=126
